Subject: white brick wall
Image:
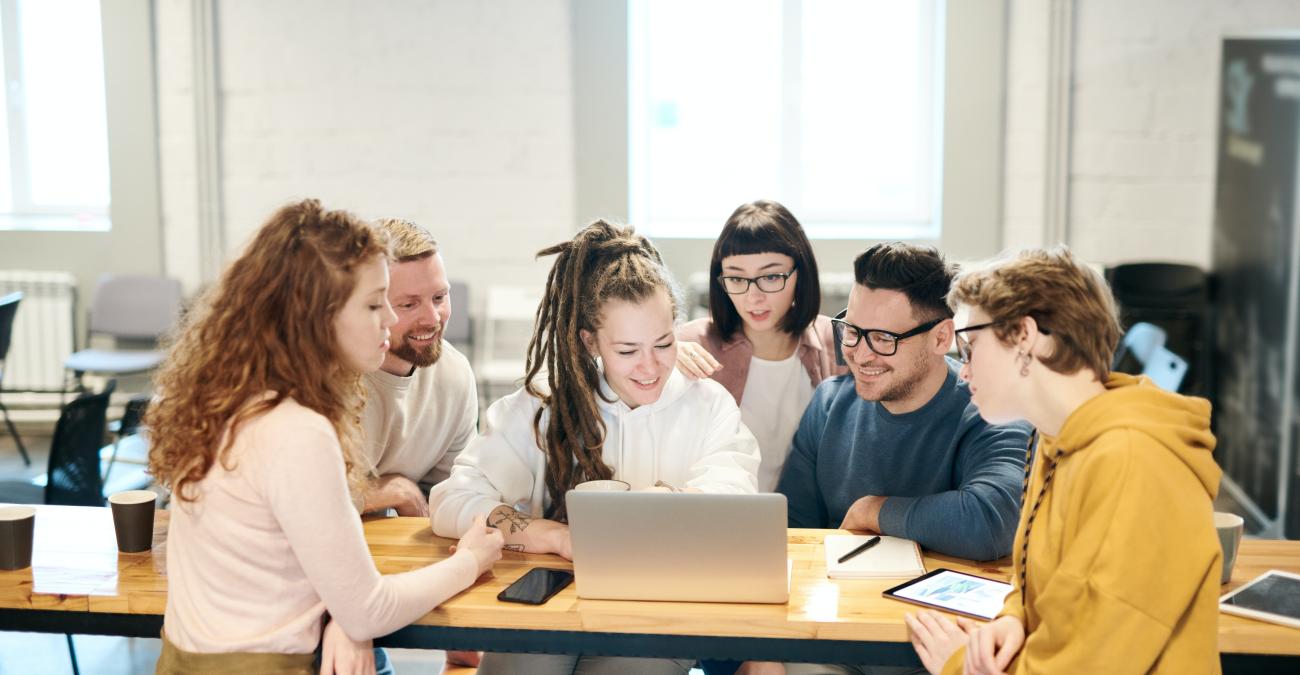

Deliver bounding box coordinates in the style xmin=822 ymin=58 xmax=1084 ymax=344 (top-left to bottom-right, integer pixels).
xmin=155 ymin=0 xmax=575 ymax=306
xmin=1004 ymin=0 xmax=1300 ymax=268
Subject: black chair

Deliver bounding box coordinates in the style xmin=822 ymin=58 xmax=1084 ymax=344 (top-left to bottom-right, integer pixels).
xmin=0 ymin=381 xmax=115 ymax=506
xmin=0 ymin=291 xmax=30 ymax=466
xmin=0 ymin=381 xmax=115 ymax=675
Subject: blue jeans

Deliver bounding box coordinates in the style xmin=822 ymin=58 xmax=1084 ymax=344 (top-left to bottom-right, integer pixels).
xmin=374 ymin=646 xmax=396 ymax=675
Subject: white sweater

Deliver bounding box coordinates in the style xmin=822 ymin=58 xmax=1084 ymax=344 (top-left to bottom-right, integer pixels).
xmin=164 ymin=396 xmax=479 ymax=654
xmin=428 ymin=369 xmax=761 ymax=537
xmin=361 ymin=342 xmax=477 ymax=488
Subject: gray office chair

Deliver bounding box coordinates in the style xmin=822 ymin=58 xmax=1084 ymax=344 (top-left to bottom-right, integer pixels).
xmin=64 ymin=275 xmax=183 ymax=390
xmin=0 ymin=291 xmax=30 ymax=465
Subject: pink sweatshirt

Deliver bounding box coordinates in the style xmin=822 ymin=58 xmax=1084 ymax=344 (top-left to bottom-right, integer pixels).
xmin=163 ymin=396 xmax=479 ymax=654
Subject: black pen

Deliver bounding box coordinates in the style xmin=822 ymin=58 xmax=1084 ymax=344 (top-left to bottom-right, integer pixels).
xmin=837 ymin=536 xmax=882 ymax=564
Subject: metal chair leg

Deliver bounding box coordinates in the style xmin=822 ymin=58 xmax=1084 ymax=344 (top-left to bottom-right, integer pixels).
xmin=0 ymin=399 xmax=30 ymax=466
xmin=66 ymin=633 xmax=80 ymax=675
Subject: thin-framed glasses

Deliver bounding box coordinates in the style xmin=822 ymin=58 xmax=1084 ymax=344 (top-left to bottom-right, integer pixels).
xmin=831 ymin=309 xmax=943 ymax=357
xmin=953 ymin=319 xmax=1052 ymax=364
xmin=717 ymin=270 xmax=794 ymax=294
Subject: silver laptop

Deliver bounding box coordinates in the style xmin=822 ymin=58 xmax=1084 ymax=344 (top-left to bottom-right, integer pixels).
xmin=566 ymin=491 xmax=789 ymax=603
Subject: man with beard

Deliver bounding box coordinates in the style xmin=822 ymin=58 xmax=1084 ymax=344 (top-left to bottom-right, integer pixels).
xmin=776 ymin=243 xmax=1030 ymax=562
xmin=360 ymin=219 xmax=478 ymax=518
xmin=358 ymin=219 xmax=482 ymax=674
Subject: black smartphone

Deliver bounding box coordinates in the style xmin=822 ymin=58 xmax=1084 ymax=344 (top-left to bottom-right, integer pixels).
xmin=497 ymin=567 xmax=574 ymax=605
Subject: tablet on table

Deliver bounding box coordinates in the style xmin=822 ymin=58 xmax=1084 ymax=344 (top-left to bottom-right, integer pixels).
xmin=1219 ymin=569 xmax=1300 ymax=630
xmin=883 ymin=568 xmax=1014 ymax=621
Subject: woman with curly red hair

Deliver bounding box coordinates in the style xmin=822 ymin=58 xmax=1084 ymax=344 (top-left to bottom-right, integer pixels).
xmin=148 ymin=199 xmax=502 ymax=674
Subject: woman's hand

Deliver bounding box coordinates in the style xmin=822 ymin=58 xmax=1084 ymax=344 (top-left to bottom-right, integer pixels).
xmin=964 ymin=615 xmax=1024 ymax=675
xmin=319 ymin=619 xmax=375 ymax=675
xmin=675 ymin=340 xmax=722 ymax=379
xmin=449 ymin=521 xmax=505 ymax=576
xmin=906 ymin=610 xmax=973 ymax=675
xmin=484 ymin=506 xmax=574 ymax=560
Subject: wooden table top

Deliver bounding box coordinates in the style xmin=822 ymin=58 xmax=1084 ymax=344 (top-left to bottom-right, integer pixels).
xmin=1 ymin=505 xmax=1297 ymax=656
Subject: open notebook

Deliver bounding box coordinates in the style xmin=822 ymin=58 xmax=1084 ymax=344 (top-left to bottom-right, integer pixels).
xmin=824 ymin=534 xmax=925 ymax=579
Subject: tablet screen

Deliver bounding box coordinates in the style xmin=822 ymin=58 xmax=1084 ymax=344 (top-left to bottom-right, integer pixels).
xmin=1220 ymin=571 xmax=1300 ymax=622
xmin=884 ymin=569 xmax=1014 ymax=620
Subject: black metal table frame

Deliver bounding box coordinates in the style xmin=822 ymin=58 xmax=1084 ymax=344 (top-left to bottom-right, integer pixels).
xmin=0 ymin=609 xmax=1291 ymax=672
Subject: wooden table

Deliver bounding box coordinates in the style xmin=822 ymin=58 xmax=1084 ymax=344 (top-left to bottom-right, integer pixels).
xmin=0 ymin=506 xmax=1297 ymax=669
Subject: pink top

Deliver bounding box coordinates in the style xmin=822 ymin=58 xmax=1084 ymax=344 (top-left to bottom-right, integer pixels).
xmin=163 ymin=396 xmax=479 ymax=654
xmin=676 ymin=314 xmax=847 ymax=404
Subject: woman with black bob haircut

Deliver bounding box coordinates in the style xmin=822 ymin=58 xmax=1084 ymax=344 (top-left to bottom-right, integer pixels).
xmin=677 ymin=200 xmax=846 ymax=491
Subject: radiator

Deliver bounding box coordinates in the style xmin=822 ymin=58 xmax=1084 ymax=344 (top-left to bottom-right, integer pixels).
xmin=0 ymin=270 xmax=77 ymax=392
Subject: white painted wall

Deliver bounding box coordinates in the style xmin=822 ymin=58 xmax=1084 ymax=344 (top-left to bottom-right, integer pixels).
xmin=148 ymin=0 xmax=1300 ymax=301
xmin=155 ymin=0 xmax=576 ymax=306
xmin=1003 ymin=0 xmax=1300 ymax=268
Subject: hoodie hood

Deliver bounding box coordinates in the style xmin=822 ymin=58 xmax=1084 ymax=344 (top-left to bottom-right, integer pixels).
xmin=1054 ymin=372 xmax=1220 ymax=498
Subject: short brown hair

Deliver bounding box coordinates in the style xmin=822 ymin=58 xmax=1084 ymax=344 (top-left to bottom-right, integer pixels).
xmin=375 ymin=218 xmax=438 ymax=262
xmin=948 ymin=246 xmax=1121 ymax=379
xmin=853 ymin=242 xmax=955 ymax=320
xmin=709 ymin=200 xmax=821 ymax=339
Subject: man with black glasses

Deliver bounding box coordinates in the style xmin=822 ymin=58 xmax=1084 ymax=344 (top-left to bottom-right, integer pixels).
xmin=776 ymin=243 xmax=1030 ymax=562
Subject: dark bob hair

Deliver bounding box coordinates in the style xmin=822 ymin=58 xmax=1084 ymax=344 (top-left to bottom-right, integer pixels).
xmin=709 ymin=200 xmax=821 ymax=339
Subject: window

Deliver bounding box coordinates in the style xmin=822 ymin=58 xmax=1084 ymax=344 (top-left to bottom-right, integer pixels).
xmin=628 ymin=0 xmax=944 ymax=240
xmin=0 ymin=0 xmax=110 ymax=231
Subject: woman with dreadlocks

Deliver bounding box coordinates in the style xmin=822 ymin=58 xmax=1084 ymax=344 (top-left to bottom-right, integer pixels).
xmin=430 ymin=220 xmax=760 ymax=674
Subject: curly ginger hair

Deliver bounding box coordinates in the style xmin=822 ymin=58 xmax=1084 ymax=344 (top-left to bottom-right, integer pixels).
xmin=147 ymin=199 xmax=388 ymax=503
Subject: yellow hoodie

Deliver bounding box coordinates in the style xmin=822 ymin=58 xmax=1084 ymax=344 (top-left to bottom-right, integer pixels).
xmin=943 ymin=373 xmax=1223 ymax=674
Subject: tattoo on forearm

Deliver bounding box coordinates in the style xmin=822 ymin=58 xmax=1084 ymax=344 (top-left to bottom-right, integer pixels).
xmin=487 ymin=506 xmax=534 ymax=534
xmin=503 ymin=544 xmax=525 ymax=553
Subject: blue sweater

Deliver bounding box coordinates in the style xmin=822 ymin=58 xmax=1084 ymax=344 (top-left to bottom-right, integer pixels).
xmin=776 ymin=363 xmax=1031 ymax=561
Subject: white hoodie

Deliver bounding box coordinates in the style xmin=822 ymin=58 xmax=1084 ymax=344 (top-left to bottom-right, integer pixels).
xmin=428 ymin=368 xmax=761 ymax=537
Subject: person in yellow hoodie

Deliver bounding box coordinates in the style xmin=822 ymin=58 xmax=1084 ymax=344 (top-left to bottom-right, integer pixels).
xmin=904 ymin=246 xmax=1223 ymax=675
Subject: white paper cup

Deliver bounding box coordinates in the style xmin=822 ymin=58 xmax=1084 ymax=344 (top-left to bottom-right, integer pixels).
xmin=574 ymin=479 xmax=630 ymax=492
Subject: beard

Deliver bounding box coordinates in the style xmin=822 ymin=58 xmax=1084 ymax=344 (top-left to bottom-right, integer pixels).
xmin=388 ymin=327 xmax=443 ymax=368
xmin=854 ymin=349 xmax=929 ymax=404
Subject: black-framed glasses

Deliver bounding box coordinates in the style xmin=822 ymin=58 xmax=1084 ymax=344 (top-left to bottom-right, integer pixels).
xmin=717 ymin=270 xmax=794 ymax=294
xmin=953 ymin=319 xmax=1052 ymax=364
xmin=953 ymin=322 xmax=1000 ymax=364
xmin=831 ymin=309 xmax=943 ymax=357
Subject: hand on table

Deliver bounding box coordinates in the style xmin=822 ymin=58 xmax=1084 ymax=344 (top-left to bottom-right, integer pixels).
xmin=839 ymin=495 xmax=887 ymax=533
xmin=364 ymin=475 xmax=429 ymax=517
xmin=448 ymin=521 xmax=504 ymax=576
xmin=905 ymin=610 xmax=975 ymax=675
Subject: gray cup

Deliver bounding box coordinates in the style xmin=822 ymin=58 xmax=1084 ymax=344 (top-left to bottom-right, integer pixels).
xmin=1214 ymin=511 xmax=1244 ymax=585
xmin=109 ymin=490 xmax=157 ymax=553
xmin=0 ymin=506 xmax=36 ymax=570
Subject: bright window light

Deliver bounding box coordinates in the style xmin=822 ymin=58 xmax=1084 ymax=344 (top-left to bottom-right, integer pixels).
xmin=629 ymin=0 xmax=943 ymax=240
xmin=0 ymin=0 xmax=110 ymax=230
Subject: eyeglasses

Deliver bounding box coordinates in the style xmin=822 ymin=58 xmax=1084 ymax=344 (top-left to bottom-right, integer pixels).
xmin=953 ymin=322 xmax=999 ymax=364
xmin=953 ymin=319 xmax=1052 ymax=364
xmin=831 ymin=309 xmax=943 ymax=357
xmin=717 ymin=270 xmax=794 ymax=294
